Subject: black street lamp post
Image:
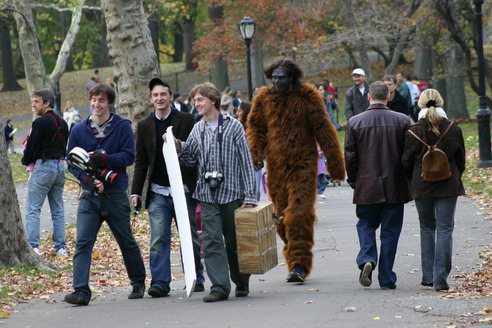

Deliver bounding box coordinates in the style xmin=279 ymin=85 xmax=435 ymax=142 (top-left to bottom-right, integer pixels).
xmin=474 ymin=0 xmax=492 ymax=168
xmin=238 ymin=16 xmax=255 ymax=100
xmin=52 ymin=39 xmax=62 ymax=115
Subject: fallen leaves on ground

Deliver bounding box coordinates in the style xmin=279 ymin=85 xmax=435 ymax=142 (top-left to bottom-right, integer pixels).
xmin=0 ymin=208 xmax=182 ymax=313
xmin=450 ymin=144 xmax=492 ymax=299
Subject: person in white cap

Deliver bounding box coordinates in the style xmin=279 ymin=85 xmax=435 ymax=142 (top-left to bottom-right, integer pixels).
xmin=345 ymin=68 xmax=370 ymax=121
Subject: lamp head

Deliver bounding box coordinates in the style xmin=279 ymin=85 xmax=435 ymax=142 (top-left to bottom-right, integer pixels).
xmin=238 ymin=16 xmax=255 ymax=41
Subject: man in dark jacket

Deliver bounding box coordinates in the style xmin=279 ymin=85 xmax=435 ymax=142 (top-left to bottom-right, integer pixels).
xmin=384 ymin=75 xmax=409 ymax=115
xmin=344 ymin=68 xmax=370 ymax=121
xmin=4 ymin=119 xmax=16 ymax=153
xmin=344 ymin=81 xmax=411 ymax=290
xmin=65 ymin=83 xmax=146 ymax=305
xmin=22 ymin=89 xmax=68 ymax=256
xmin=131 ymin=78 xmax=205 ymax=298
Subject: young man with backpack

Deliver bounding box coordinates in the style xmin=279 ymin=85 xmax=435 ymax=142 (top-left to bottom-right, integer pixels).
xmin=22 ymin=89 xmax=69 ymax=256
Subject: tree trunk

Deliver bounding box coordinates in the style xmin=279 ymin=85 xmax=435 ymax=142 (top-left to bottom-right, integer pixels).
xmin=208 ymin=5 xmax=229 ymax=91
xmin=13 ymin=0 xmax=52 ymax=96
xmin=148 ymin=10 xmax=160 ymax=66
xmin=0 ymin=124 xmax=55 ymax=269
xmin=0 ymin=15 xmax=23 ymax=91
xmin=415 ymin=45 xmax=433 ymax=82
xmin=252 ymin=37 xmax=266 ymax=88
xmin=182 ymin=15 xmax=195 ymax=70
xmin=101 ymin=0 xmax=159 ymax=121
xmin=172 ymin=20 xmax=184 ymax=63
xmin=211 ymin=56 xmax=229 ymax=92
xmin=61 ymin=9 xmax=75 ymax=72
xmin=445 ymin=41 xmax=469 ymax=119
xmin=89 ymin=10 xmax=111 ymax=68
xmin=432 ymin=49 xmax=447 ymax=103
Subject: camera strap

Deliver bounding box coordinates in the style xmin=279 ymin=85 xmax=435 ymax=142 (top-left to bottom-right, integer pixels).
xmin=201 ymin=114 xmax=225 ymax=174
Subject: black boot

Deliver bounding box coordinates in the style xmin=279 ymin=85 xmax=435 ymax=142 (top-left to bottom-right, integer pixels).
xmin=286 ymin=264 xmax=306 ymax=283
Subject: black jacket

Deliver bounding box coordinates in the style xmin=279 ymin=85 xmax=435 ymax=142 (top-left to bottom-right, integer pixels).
xmin=4 ymin=124 xmax=13 ymax=142
xmin=131 ymin=109 xmax=197 ymax=208
xmin=387 ymin=90 xmax=409 ymax=115
xmin=344 ymin=82 xmax=370 ymax=120
xmin=22 ymin=110 xmax=68 ymax=165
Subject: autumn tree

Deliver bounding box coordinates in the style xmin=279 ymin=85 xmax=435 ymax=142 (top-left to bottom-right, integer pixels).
xmin=432 ymin=0 xmax=492 ymax=109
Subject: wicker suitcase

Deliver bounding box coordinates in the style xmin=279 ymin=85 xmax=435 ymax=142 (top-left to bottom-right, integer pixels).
xmin=235 ymin=202 xmax=278 ymax=274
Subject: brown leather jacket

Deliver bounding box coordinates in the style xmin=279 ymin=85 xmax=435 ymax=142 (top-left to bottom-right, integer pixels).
xmin=344 ymin=103 xmax=412 ymax=204
xmin=401 ymin=118 xmax=466 ymax=199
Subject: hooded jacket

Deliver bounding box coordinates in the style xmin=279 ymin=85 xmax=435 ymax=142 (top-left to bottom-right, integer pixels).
xmin=67 ymin=113 xmax=135 ymax=192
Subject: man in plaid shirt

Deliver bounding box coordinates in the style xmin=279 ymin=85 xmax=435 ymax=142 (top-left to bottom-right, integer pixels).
xmin=172 ymin=82 xmax=257 ymax=302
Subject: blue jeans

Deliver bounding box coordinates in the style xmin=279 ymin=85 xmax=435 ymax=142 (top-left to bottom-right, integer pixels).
xmin=415 ymin=197 xmax=457 ymax=290
xmin=201 ymin=200 xmax=250 ymax=296
xmin=356 ymin=203 xmax=404 ymax=288
xmin=147 ymin=192 xmax=205 ymax=292
xmin=317 ymin=174 xmax=328 ymax=194
xmin=25 ymin=159 xmax=66 ymax=251
xmin=72 ymin=191 xmax=146 ymax=297
xmin=255 ymin=169 xmax=262 ymax=200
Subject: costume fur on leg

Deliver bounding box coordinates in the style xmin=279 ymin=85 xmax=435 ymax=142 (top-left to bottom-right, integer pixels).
xmin=247 ymin=84 xmax=345 ymax=276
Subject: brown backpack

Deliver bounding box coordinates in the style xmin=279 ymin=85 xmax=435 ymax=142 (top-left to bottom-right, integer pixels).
xmin=408 ymin=122 xmax=454 ymax=182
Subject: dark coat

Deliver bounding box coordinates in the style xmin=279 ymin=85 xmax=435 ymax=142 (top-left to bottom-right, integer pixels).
xmin=4 ymin=124 xmax=13 ymax=142
xmin=131 ymin=110 xmax=197 ymax=208
xmin=387 ymin=90 xmax=409 ymax=115
xmin=401 ymin=118 xmax=466 ymax=199
xmin=344 ymin=82 xmax=370 ymax=120
xmin=345 ymin=103 xmax=412 ymax=204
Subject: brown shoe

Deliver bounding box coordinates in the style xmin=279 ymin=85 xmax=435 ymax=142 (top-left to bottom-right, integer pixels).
xmin=203 ymin=291 xmax=228 ymax=302
xmin=235 ymin=286 xmax=249 ymax=297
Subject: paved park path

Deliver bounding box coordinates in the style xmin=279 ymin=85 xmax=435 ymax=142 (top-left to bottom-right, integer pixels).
xmin=8 ymin=184 xmax=492 ymax=328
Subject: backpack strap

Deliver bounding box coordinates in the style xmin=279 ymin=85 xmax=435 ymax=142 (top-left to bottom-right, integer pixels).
xmin=435 ymin=121 xmax=454 ymax=147
xmin=408 ymin=129 xmax=429 ymax=148
xmin=408 ymin=121 xmax=454 ymax=148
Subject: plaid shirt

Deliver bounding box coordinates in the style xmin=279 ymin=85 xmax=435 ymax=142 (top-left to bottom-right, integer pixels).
xmin=179 ymin=114 xmax=257 ymax=205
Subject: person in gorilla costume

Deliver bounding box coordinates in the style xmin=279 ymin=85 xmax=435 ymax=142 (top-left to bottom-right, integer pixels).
xmin=247 ymin=59 xmax=345 ymax=283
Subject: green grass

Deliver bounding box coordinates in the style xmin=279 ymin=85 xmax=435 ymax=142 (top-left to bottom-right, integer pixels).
xmin=8 ymin=153 xmax=29 ymax=184
xmin=1 ymin=265 xmax=56 ymax=278
xmin=460 ymin=122 xmax=492 ymax=196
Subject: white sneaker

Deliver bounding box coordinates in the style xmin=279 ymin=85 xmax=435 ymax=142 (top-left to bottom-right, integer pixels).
xmin=318 ymin=194 xmax=326 ymax=199
xmin=56 ymin=248 xmax=68 ymax=257
xmin=33 ymin=247 xmax=40 ymax=255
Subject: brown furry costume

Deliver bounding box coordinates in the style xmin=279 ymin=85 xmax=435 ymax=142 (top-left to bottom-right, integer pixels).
xmin=247 ymin=84 xmax=345 ymax=276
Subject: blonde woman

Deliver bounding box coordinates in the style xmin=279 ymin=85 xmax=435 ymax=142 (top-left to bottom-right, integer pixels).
xmin=402 ymin=89 xmax=466 ymax=291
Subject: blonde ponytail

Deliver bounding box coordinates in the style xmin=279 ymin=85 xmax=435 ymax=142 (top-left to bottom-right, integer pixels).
xmin=417 ymin=89 xmax=444 ymax=136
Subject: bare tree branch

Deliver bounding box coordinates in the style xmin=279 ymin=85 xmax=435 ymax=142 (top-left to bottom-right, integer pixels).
xmin=49 ymin=0 xmax=85 ymax=84
xmin=30 ymin=2 xmax=100 ymax=12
